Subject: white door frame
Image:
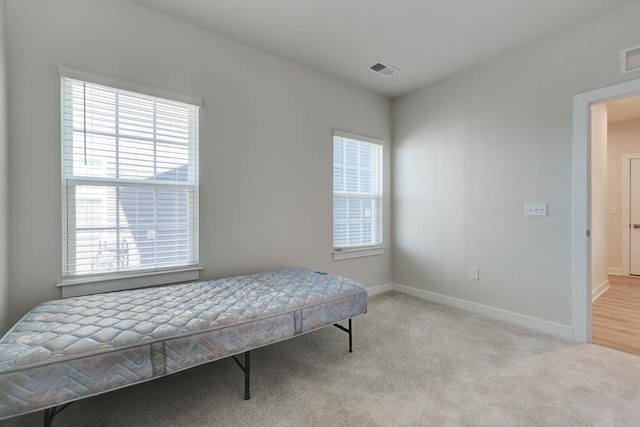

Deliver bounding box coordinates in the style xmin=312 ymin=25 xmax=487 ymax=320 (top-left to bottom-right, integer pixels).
xmin=573 ymin=78 xmax=640 ymax=343
xmin=621 ymin=154 xmax=640 ymax=276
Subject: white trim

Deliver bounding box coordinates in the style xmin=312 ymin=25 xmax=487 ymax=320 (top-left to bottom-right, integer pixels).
xmin=621 ymin=153 xmax=640 ymax=275
xmin=592 ymin=280 xmax=610 ymax=302
xmin=58 ymin=66 xmax=203 ymax=107
xmin=572 ymin=93 xmax=591 ymax=343
xmin=356 ymin=282 xmax=573 ymax=339
xmin=333 ymin=129 xmax=384 ymax=146
xmin=392 ymin=283 xmax=573 ymax=339
xmin=608 ymin=267 xmax=624 ymax=275
xmin=366 ymin=282 xmax=393 ymax=296
xmin=333 ymin=246 xmax=384 ymax=260
xmin=58 ymin=267 xmax=201 ymax=298
xmin=572 ymin=77 xmax=640 ymax=343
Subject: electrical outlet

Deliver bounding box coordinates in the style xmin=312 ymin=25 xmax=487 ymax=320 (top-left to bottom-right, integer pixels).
xmin=470 ymin=267 xmax=480 ymax=280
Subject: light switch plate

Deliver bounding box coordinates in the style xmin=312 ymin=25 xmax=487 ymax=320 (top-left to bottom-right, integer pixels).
xmin=525 ymin=203 xmax=547 ymax=216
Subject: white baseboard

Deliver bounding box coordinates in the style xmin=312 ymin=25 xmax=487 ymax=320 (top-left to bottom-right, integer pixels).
xmin=387 ymin=283 xmax=573 ymax=340
xmin=366 ymin=282 xmax=394 ymax=296
xmin=608 ymin=267 xmax=624 ymax=275
xmin=592 ymin=280 xmax=610 ymax=302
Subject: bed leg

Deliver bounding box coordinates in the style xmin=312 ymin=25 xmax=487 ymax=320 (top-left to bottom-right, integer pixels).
xmin=333 ymin=318 xmax=353 ymax=352
xmin=232 ymin=351 xmax=251 ymax=400
xmin=43 ymin=403 xmax=73 ymax=427
xmin=244 ymin=351 xmax=251 ymax=400
xmin=43 ymin=409 xmax=53 ymax=427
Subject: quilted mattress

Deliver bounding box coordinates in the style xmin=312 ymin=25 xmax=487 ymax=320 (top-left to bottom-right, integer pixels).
xmin=0 ymin=267 xmax=368 ymax=420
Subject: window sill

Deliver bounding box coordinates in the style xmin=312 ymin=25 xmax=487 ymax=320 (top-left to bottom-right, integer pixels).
xmin=333 ymin=246 xmax=385 ymax=261
xmin=57 ymin=266 xmax=202 ymax=298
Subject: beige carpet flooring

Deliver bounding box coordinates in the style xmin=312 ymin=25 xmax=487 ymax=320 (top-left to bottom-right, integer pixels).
xmin=3 ymin=292 xmax=640 ymax=426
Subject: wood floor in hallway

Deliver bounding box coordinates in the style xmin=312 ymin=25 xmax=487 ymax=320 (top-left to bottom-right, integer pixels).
xmin=592 ymin=274 xmax=640 ymax=356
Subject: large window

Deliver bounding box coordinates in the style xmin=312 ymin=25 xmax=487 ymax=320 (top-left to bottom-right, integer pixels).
xmin=61 ymin=71 xmax=199 ymax=282
xmin=333 ymin=130 xmax=383 ymax=252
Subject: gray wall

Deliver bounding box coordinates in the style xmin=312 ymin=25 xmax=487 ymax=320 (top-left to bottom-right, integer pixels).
xmin=4 ymin=0 xmax=392 ymax=329
xmin=391 ymin=2 xmax=640 ymax=327
xmin=0 ymin=0 xmax=8 ymax=333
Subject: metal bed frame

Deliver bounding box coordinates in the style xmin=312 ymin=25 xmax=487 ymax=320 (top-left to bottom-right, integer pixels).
xmin=42 ymin=319 xmax=353 ymax=427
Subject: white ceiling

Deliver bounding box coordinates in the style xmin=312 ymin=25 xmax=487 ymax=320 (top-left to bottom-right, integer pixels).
xmin=130 ymin=0 xmax=638 ymax=98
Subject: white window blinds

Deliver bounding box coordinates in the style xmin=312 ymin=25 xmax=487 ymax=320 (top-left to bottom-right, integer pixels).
xmin=333 ymin=131 xmax=383 ymax=249
xmin=61 ymin=75 xmax=199 ymax=280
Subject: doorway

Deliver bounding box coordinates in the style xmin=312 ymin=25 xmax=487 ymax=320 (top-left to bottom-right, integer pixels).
xmin=590 ymin=96 xmax=640 ymax=355
xmin=630 ymin=158 xmax=640 ymax=274
xmin=572 ymin=78 xmax=640 ymax=343
xmin=625 ymin=155 xmax=640 ymax=275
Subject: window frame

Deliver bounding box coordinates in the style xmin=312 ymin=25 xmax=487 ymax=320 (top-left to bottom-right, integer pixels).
xmin=332 ymin=130 xmax=384 ymax=260
xmin=58 ymin=67 xmax=202 ymax=297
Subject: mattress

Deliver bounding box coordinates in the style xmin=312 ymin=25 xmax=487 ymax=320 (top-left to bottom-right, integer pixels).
xmin=0 ymin=267 xmax=368 ymax=420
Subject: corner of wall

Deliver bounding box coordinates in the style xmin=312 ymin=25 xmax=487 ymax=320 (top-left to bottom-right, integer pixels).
xmin=0 ymin=0 xmax=9 ymax=335
xmin=592 ymin=279 xmax=610 ymax=302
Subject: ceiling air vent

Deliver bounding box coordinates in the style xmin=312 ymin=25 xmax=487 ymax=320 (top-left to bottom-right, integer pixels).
xmin=621 ymin=44 xmax=640 ymax=74
xmin=369 ymin=62 xmax=398 ymax=77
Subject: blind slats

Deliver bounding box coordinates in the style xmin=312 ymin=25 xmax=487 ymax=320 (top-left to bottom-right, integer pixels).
xmin=333 ymin=133 xmax=383 ymax=248
xmin=62 ymin=77 xmax=199 ymax=279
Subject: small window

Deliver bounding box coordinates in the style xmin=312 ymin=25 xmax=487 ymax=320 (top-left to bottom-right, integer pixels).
xmin=61 ymin=73 xmax=199 ymax=282
xmin=333 ymin=130 xmax=383 ymax=252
